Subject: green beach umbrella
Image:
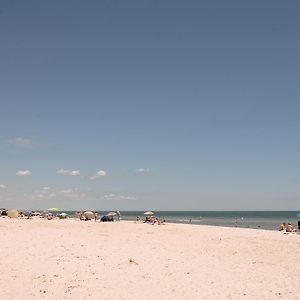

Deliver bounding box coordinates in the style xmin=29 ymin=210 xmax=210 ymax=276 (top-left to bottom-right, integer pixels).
xmin=48 ymin=207 xmax=60 ymax=211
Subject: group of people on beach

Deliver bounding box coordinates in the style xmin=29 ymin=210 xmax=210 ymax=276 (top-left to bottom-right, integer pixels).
xmin=279 ymin=221 xmax=300 ymax=233
xmin=136 ymin=215 xmax=166 ymax=225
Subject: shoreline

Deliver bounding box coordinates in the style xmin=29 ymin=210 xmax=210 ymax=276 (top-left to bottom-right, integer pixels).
xmin=2 ymin=215 xmax=298 ymax=232
xmin=2 ymin=210 xmax=299 ymax=231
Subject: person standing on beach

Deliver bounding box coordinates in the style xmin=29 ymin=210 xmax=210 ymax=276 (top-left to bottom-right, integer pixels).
xmin=94 ymin=212 xmax=98 ymax=222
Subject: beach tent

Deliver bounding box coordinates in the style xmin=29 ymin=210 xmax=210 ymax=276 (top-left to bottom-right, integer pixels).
xmin=101 ymin=215 xmax=114 ymax=222
xmin=104 ymin=212 xmax=118 ymax=221
xmin=144 ymin=211 xmax=154 ymax=215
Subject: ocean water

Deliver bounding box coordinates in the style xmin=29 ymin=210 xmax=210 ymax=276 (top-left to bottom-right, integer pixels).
xmin=63 ymin=211 xmax=300 ymax=231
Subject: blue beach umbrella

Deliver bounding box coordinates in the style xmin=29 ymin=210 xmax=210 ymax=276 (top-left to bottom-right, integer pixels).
xmin=24 ymin=210 xmax=32 ymax=216
xmin=297 ymin=212 xmax=300 ymax=218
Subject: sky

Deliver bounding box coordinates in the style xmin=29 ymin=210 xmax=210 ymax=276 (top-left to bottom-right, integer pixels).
xmin=0 ymin=0 xmax=300 ymax=211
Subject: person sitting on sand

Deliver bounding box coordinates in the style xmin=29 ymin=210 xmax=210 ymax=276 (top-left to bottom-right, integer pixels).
xmin=279 ymin=222 xmax=286 ymax=231
xmin=286 ymin=222 xmax=295 ymax=232
xmin=150 ymin=216 xmax=156 ymax=224
xmin=151 ymin=217 xmax=158 ymax=225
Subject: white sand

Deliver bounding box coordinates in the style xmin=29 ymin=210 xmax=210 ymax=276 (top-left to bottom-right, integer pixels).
xmin=1 ymin=218 xmax=300 ymax=299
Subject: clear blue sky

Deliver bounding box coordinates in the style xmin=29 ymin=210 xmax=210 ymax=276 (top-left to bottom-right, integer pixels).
xmin=0 ymin=0 xmax=299 ymax=210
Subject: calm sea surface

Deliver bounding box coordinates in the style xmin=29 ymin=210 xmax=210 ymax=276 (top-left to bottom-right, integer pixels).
xmin=63 ymin=211 xmax=300 ymax=231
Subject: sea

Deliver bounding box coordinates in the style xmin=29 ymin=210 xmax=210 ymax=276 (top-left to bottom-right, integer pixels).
xmin=63 ymin=211 xmax=300 ymax=231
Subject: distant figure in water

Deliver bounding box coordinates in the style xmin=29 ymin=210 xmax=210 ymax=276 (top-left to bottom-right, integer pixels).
xmin=235 ymin=218 xmax=238 ymax=227
xmin=189 ymin=219 xmax=192 ymax=224
xmin=279 ymin=222 xmax=286 ymax=231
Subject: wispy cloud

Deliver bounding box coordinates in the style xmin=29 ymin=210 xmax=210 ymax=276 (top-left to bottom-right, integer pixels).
xmin=90 ymin=170 xmax=107 ymax=180
xmin=25 ymin=187 xmax=56 ymax=200
xmin=104 ymin=193 xmax=116 ymax=198
xmin=0 ymin=184 xmax=7 ymax=189
xmin=33 ymin=186 xmax=55 ymax=199
xmin=56 ymin=169 xmax=80 ymax=176
xmin=104 ymin=193 xmax=136 ymax=200
xmin=135 ymin=168 xmax=150 ymax=175
xmin=8 ymin=137 xmax=33 ymax=148
xmin=36 ymin=193 xmax=56 ymax=199
xmin=16 ymin=170 xmax=31 ymax=176
xmin=59 ymin=188 xmax=87 ymax=198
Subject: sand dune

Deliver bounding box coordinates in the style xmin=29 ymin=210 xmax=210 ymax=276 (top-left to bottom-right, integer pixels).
xmin=1 ymin=218 xmax=300 ymax=299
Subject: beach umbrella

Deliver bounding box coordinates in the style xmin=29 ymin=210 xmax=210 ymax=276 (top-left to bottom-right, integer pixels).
xmin=24 ymin=210 xmax=32 ymax=216
xmin=83 ymin=211 xmax=94 ymax=219
xmin=106 ymin=212 xmax=117 ymax=216
xmin=7 ymin=209 xmax=19 ymax=218
xmin=48 ymin=207 xmax=60 ymax=211
xmin=144 ymin=211 xmax=154 ymax=215
xmin=297 ymin=212 xmax=300 ymax=218
xmin=58 ymin=213 xmax=68 ymax=219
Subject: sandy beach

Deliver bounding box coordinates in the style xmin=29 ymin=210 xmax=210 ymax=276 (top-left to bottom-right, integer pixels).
xmin=1 ymin=218 xmax=300 ymax=300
